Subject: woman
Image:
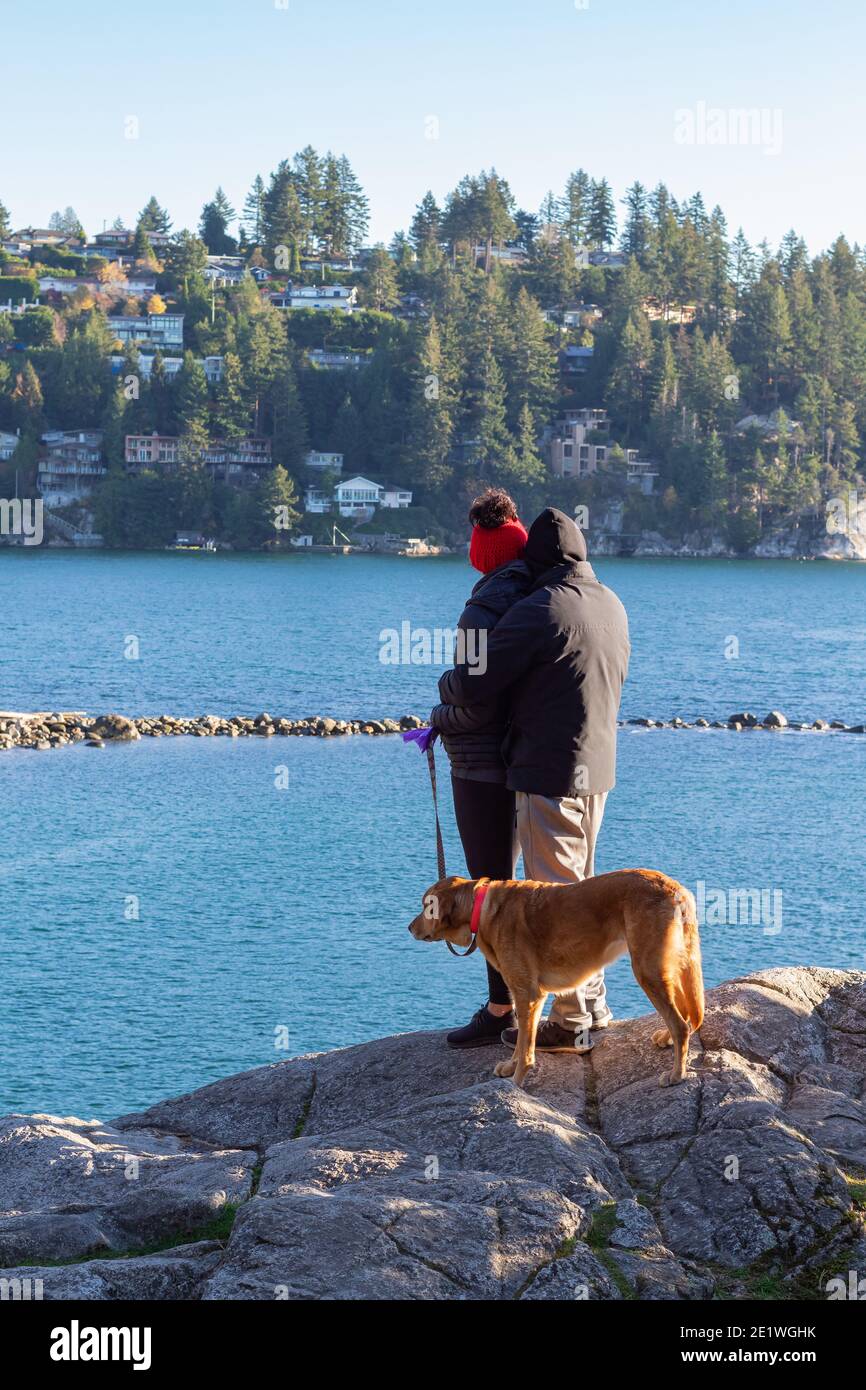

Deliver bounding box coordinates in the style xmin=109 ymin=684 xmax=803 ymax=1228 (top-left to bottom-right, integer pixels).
xmin=429 ymin=487 xmax=532 ymax=1048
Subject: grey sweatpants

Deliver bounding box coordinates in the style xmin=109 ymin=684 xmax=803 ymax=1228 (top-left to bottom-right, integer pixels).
xmin=515 ymin=790 xmax=608 ymax=1032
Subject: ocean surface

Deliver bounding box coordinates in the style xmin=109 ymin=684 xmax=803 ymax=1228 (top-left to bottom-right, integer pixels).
xmin=1 ymin=549 xmax=864 ymax=1117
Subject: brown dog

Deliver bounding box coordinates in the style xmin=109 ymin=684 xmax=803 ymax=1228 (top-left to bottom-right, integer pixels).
xmin=408 ymin=870 xmax=704 ymax=1087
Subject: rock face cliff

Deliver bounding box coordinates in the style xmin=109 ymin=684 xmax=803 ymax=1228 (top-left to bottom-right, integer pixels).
xmin=1 ymin=967 xmax=864 ymax=1301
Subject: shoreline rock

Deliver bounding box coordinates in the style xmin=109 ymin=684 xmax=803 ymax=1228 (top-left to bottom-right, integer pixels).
xmin=1 ymin=708 xmax=864 ymax=754
xmin=1 ymin=967 xmax=864 ymax=1301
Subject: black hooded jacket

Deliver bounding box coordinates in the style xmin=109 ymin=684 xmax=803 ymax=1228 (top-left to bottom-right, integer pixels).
xmin=438 ymin=509 xmax=630 ymax=797
xmin=429 ymin=558 xmax=532 ymax=782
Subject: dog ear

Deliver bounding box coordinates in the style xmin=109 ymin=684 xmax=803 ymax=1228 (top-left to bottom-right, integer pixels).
xmin=422 ymin=885 xmax=451 ymax=934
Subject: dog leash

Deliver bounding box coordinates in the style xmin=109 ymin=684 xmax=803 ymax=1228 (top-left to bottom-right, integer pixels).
xmin=402 ymin=726 xmax=479 ymax=958
xmin=426 ymin=742 xmax=447 ymax=881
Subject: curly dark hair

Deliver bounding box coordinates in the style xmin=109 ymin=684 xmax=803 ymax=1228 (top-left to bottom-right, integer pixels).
xmin=468 ymin=487 xmax=519 ymax=529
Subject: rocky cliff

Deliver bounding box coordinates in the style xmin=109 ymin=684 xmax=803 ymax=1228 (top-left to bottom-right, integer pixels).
xmin=1 ymin=967 xmax=864 ymax=1301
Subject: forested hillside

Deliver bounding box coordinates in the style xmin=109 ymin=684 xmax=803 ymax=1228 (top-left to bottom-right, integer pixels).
xmin=1 ymin=157 xmax=864 ymax=550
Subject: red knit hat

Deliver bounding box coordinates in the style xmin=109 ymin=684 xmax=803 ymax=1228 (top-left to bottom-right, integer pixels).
xmin=469 ymin=517 xmax=529 ymax=573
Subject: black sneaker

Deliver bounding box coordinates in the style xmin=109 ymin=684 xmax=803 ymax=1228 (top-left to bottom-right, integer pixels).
xmin=447 ymin=1005 xmax=516 ymax=1050
xmin=501 ymin=1018 xmax=593 ymax=1054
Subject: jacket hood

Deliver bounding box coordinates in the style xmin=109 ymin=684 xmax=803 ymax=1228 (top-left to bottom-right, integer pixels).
xmin=523 ymin=508 xmax=587 ymax=576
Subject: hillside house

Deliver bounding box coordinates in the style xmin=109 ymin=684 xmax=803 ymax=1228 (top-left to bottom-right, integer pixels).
xmin=107 ymin=312 xmax=184 ymax=351
xmin=124 ymin=433 xmax=271 ymax=480
xmin=37 ymin=429 xmax=106 ymax=506
xmin=270 ymin=285 xmax=357 ymax=313
xmin=0 ymin=430 xmax=20 ymax=460
xmin=305 ymin=475 xmax=413 ymax=521
xmin=305 ymin=451 xmax=344 ymax=472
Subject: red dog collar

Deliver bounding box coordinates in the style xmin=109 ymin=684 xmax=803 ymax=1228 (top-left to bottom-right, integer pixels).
xmin=447 ymin=883 xmax=488 ymax=957
xmin=470 ymin=884 xmax=489 ymax=935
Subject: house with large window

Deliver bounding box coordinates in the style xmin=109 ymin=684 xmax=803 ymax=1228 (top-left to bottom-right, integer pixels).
xmin=37 ymin=429 xmax=107 ymax=506
xmin=304 ymin=475 xmax=413 ymax=520
xmin=270 ymin=284 xmax=357 ymax=313
xmin=548 ymin=408 xmax=610 ymax=479
xmin=124 ymin=432 xmax=270 ymax=479
xmin=107 ymin=312 xmax=184 ymax=351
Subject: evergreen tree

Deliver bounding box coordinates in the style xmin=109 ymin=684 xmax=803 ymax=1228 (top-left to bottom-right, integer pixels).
xmin=587 ymin=178 xmax=616 ymax=249
xmin=199 ymin=188 xmax=237 ymax=254
xmin=468 ymin=347 xmax=517 ymax=480
xmin=559 ymin=169 xmax=590 ymax=245
xmin=137 ymin=197 xmax=172 ymax=233
xmin=512 ymin=400 xmax=545 ymax=484
xmin=361 ymin=246 xmax=400 ymax=311
xmin=505 ymin=287 xmax=557 ymax=432
xmin=409 ymin=192 xmax=442 ymax=253
xmin=404 ymin=315 xmax=455 ymax=490
xmin=242 ymin=176 xmax=266 ymax=244
xmin=621 ymin=182 xmax=650 ymax=261
xmin=214 ymin=352 xmax=250 ymax=441
xmin=608 ymin=311 xmax=653 ymax=438
xmin=173 ymin=352 xmax=210 ymax=433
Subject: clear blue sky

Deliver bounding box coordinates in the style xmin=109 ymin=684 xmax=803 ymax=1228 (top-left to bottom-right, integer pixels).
xmin=3 ymin=0 xmax=863 ymax=255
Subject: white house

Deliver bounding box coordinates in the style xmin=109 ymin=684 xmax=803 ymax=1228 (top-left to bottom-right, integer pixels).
xmin=380 ymin=485 xmax=413 ymax=509
xmin=271 ymin=285 xmax=357 ymax=313
xmin=334 ymin=475 xmax=382 ymax=519
xmin=305 ymin=475 xmax=413 ymax=520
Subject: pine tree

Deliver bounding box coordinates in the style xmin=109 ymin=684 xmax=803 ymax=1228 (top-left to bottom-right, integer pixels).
xmin=173 ymin=352 xmax=210 ymax=433
xmin=587 ymin=178 xmax=616 ymax=249
xmin=242 ymin=176 xmax=266 ymax=245
xmin=138 ymin=197 xmax=172 ymax=233
xmin=404 ymin=315 xmax=455 ymax=490
xmin=409 ymin=192 xmax=442 ymax=253
xmin=132 ymin=224 xmax=157 ymax=264
xmin=559 ymin=170 xmax=590 ymax=245
xmin=0 ymin=199 xmax=11 ymax=240
xmin=608 ymin=311 xmax=653 ymax=439
xmin=214 ymin=353 xmax=250 ymax=441
xmin=512 ymin=400 xmax=545 ymax=484
xmin=505 ymin=287 xmax=557 ymax=433
xmin=271 ymin=357 xmax=309 ymax=474
xmin=361 ymin=247 xmax=400 ymax=311
xmin=256 ymin=463 xmax=300 ymax=545
xmin=621 ymin=182 xmax=650 ymax=261
xmin=469 ymin=347 xmax=517 ymax=480
xmin=199 ymin=188 xmax=237 ymax=255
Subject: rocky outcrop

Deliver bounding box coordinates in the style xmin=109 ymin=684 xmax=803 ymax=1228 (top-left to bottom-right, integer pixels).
xmin=2 ymin=710 xmax=863 ymax=753
xmin=1 ymin=967 xmax=864 ymax=1301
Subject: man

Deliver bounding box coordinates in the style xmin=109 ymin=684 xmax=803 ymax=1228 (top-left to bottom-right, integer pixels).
xmin=438 ymin=507 xmax=630 ymax=1051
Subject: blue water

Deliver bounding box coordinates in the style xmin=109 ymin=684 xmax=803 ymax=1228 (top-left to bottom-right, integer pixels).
xmin=1 ymin=550 xmax=864 ymax=1117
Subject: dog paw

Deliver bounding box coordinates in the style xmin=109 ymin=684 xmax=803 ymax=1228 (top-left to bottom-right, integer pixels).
xmin=659 ymin=1071 xmax=685 ymax=1087
xmin=494 ymin=1059 xmax=516 ymax=1078
xmin=652 ymin=1028 xmax=673 ymax=1048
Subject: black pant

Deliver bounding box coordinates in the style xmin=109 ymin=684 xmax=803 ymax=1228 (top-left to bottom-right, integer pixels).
xmin=450 ymin=775 xmax=517 ymax=1006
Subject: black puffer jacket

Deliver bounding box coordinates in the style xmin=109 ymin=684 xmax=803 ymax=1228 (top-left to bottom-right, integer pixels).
xmin=430 ymin=558 xmax=532 ymax=783
xmin=438 ymin=509 xmax=630 ymax=797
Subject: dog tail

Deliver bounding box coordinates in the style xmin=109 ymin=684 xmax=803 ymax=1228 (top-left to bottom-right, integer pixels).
xmin=675 ymin=886 xmax=705 ymax=1033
